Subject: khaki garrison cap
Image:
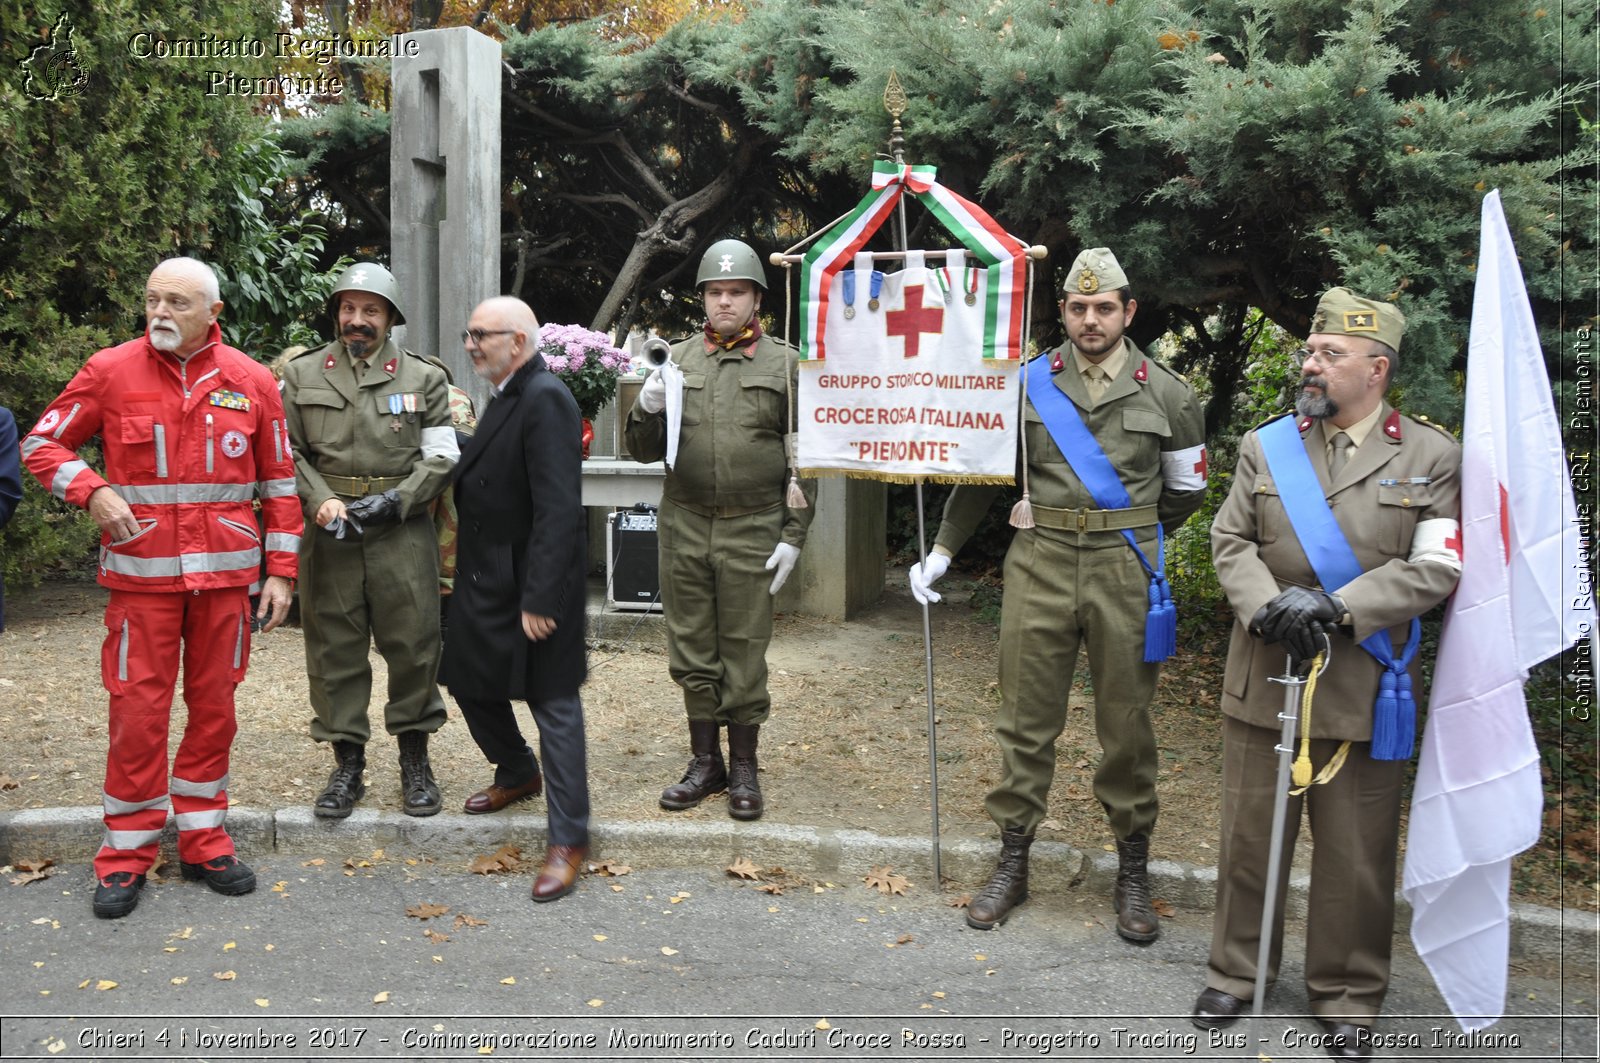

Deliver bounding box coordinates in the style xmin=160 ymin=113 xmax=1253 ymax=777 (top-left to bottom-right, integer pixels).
xmin=1310 ymin=287 xmax=1405 ymax=353
xmin=1064 ymin=247 xmax=1128 ymax=296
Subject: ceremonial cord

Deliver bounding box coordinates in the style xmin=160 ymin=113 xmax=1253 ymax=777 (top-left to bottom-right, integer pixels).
xmin=1008 ymin=256 xmax=1037 ymax=529
xmin=782 ymin=260 xmax=807 ymax=509
xmin=1289 ymin=651 xmax=1351 ymax=793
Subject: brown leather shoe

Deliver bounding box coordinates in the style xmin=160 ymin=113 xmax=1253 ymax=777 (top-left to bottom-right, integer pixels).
xmin=531 ymin=844 xmax=587 ymax=903
xmin=1316 ymin=1019 xmax=1373 ymax=1061
xmin=462 ymin=775 xmax=543 ymax=815
xmin=1191 ymin=987 xmax=1251 ymax=1029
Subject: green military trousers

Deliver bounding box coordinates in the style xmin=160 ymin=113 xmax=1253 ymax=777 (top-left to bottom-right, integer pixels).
xmin=658 ymin=499 xmax=784 ymax=726
xmin=988 ymin=526 xmax=1162 ymax=840
xmin=301 ymin=511 xmax=447 ymax=746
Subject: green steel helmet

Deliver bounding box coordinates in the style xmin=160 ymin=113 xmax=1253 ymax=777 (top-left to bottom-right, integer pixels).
xmin=327 ymin=262 xmax=405 ymax=326
xmin=696 ymin=239 xmax=767 ymax=290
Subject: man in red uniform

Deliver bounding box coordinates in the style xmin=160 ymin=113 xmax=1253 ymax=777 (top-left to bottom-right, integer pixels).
xmin=21 ymin=257 xmax=301 ymax=919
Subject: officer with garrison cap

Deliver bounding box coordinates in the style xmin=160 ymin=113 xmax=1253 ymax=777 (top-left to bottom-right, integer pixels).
xmin=624 ymin=238 xmax=815 ymax=821
xmin=1192 ymin=288 xmax=1461 ymax=1059
xmin=280 ymin=262 xmax=459 ymax=819
xmin=911 ymin=248 xmax=1208 ymax=941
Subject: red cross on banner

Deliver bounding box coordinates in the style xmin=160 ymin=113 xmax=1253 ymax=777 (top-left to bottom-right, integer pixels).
xmin=885 ymin=285 xmax=944 ymax=359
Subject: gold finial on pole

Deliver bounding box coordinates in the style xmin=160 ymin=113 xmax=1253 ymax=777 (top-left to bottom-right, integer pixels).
xmin=883 ymin=69 xmax=908 ymax=119
xmin=884 ymin=70 xmax=908 ymax=165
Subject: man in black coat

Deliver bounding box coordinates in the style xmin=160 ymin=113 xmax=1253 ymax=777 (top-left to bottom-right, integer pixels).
xmin=441 ymin=296 xmax=591 ymax=903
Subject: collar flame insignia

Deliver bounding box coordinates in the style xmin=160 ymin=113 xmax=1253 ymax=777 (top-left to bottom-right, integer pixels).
xmin=1133 ymin=360 xmax=1148 ymax=382
xmin=1383 ymin=410 xmax=1402 ymax=439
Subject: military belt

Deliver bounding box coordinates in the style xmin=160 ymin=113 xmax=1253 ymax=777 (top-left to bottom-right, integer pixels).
xmin=323 ymin=473 xmax=407 ymax=497
xmin=1030 ymin=503 xmax=1159 ymax=533
xmin=669 ymin=498 xmax=783 ymax=520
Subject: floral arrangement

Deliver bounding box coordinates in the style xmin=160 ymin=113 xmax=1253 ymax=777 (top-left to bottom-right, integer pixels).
xmin=538 ymin=323 xmax=633 ymax=420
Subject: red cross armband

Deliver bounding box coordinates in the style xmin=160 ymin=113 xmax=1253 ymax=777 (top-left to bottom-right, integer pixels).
xmin=1160 ymin=443 xmax=1208 ymax=492
xmin=1410 ymin=517 xmax=1464 ymax=572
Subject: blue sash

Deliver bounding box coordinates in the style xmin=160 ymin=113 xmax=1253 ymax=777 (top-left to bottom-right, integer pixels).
xmin=1023 ymin=355 xmax=1174 ymax=662
xmin=1256 ymin=415 xmax=1420 ymax=759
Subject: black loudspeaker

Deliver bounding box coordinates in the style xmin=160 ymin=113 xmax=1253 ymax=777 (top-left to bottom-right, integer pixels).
xmin=607 ymin=504 xmax=662 ymax=611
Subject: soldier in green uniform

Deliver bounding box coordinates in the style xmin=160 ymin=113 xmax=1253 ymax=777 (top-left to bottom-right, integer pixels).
xmin=280 ymin=263 xmax=459 ymax=819
xmin=911 ymin=248 xmax=1208 ymax=941
xmin=624 ymin=239 xmax=815 ymax=821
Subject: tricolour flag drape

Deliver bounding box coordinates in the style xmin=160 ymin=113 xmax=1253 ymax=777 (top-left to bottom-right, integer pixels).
xmin=1401 ymin=189 xmax=1587 ymax=1030
xmin=796 ymin=162 xmax=1029 ymax=482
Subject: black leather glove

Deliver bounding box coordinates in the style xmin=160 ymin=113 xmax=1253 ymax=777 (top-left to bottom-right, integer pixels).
xmin=1259 ymin=587 xmax=1342 ymax=668
xmin=346 ymin=488 xmax=402 ymax=526
xmin=321 ymin=513 xmax=363 ymax=540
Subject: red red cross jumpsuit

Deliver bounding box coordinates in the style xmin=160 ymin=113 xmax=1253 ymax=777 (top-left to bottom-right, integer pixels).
xmin=22 ymin=323 xmax=301 ymax=878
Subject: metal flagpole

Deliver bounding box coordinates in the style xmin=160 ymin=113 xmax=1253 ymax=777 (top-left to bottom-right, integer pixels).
xmin=1253 ymin=639 xmax=1331 ymax=1017
xmin=880 ymin=71 xmax=944 ymax=886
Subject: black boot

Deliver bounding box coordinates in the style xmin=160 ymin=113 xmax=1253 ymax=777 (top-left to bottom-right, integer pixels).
xmin=967 ymin=830 xmax=1032 ymax=929
xmin=725 ymin=722 xmax=764 ymax=821
xmin=313 ymin=741 xmax=366 ymax=819
xmin=398 ymin=731 xmax=442 ymax=817
xmin=659 ymin=720 xmax=727 ymax=810
xmin=1114 ymin=833 xmax=1160 ymax=942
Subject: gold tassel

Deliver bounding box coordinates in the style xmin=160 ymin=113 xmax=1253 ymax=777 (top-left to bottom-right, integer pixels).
xmin=1008 ymin=493 xmax=1035 ymax=529
xmin=1290 ymin=651 xmax=1323 ymax=788
xmin=786 ymin=474 xmax=808 ymax=510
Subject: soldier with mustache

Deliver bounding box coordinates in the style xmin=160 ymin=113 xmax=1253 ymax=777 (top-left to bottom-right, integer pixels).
xmin=279 ymin=263 xmax=459 ymax=820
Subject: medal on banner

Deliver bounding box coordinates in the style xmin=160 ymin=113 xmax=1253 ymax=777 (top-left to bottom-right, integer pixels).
xmin=388 ymin=393 xmax=404 ymax=432
xmin=842 ymin=269 xmax=857 ymax=320
xmin=867 ymin=270 xmax=883 ymax=312
xmin=402 ymin=392 xmax=418 ymax=422
xmin=965 ymin=263 xmax=979 ymax=306
xmin=933 ymin=265 xmax=952 ymax=304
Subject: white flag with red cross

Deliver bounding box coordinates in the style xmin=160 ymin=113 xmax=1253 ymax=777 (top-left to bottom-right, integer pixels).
xmin=1402 ymin=190 xmax=1588 ymax=1030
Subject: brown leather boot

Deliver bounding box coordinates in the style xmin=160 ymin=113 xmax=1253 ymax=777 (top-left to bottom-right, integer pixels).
xmin=966 ymin=830 xmax=1032 ymax=929
xmin=659 ymin=720 xmax=727 ymax=810
xmin=1114 ymin=833 xmax=1160 ymax=942
xmin=725 ymin=722 xmax=763 ymax=821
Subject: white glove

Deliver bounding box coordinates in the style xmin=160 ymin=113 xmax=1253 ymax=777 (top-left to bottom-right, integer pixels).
xmin=908 ymin=551 xmax=950 ymax=605
xmin=765 ymin=542 xmax=800 ymax=595
xmin=637 ymin=370 xmax=666 ymax=415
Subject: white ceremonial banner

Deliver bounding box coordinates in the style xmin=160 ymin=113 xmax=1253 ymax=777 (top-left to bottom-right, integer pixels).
xmin=798 ymin=250 xmax=1018 ymax=483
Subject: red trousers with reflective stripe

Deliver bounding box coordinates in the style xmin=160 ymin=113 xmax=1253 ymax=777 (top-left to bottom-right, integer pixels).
xmin=97 ymin=587 xmax=250 ymax=877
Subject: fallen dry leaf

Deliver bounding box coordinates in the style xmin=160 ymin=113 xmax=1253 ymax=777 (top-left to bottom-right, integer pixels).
xmin=405 ymin=902 xmax=450 ymax=921
xmin=863 ymin=865 xmax=910 ymax=896
xmin=170 ymin=977 xmax=187 ymax=985
xmin=1153 ymin=898 xmax=1177 ymax=918
xmin=95 ymin=979 xmax=118 ymax=991
xmin=423 ymin=929 xmax=450 ymax=944
xmin=254 ymin=998 xmax=270 ymax=1007
xmin=755 ymin=882 xmax=784 ymax=895
xmin=454 ymin=913 xmax=488 ymax=929
xmin=46 ymin=1039 xmax=65 ymax=1054
xmin=302 ymin=858 xmax=325 ymax=867
xmin=726 ymin=856 xmax=762 ymax=880
xmin=0 ymin=774 xmax=20 ymax=790
xmin=373 ymin=990 xmax=390 ymax=1003
xmin=661 ymin=946 xmax=679 ymax=956
xmin=947 ymin=893 xmax=972 ymax=909
xmin=500 ymin=976 xmax=516 ymax=985
xmin=588 ymin=859 xmax=631 ymax=877
xmin=214 ymin=971 xmax=237 ymax=981
xmin=345 ymin=857 xmax=372 ymax=869
xmin=469 ymin=845 xmax=523 ymax=875
xmin=895 ymin=933 xmax=914 ymax=945
xmin=587 ymin=998 xmax=604 ymax=1007
xmin=815 ymin=1018 xmax=832 ymax=1030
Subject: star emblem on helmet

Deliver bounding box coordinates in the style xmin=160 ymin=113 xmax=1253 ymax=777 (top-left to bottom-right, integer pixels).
xmin=719 ymin=254 xmax=734 ymax=272
xmin=348 ymin=267 xmax=371 ymax=286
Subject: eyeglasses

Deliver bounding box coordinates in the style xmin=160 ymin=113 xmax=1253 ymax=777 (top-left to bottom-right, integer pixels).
xmin=461 ymin=328 xmax=515 ymax=345
xmin=1291 ymin=347 xmax=1382 ymax=369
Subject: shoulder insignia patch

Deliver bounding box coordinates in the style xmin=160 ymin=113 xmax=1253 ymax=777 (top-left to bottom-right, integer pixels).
xmin=383 ymin=358 xmax=398 ymax=375
xmin=1049 ymin=350 xmax=1065 ymax=373
xmin=324 ymin=354 xmax=337 ymax=370
xmin=1384 ymin=409 xmax=1402 ymax=440
xmin=1296 ymin=415 xmax=1313 ymax=434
